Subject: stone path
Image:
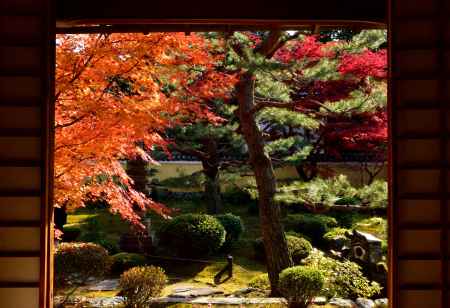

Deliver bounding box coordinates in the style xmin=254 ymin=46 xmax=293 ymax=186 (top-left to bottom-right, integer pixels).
xmin=87 ymin=279 xmax=119 ymax=291
xmin=150 ymin=296 xmax=287 ymax=305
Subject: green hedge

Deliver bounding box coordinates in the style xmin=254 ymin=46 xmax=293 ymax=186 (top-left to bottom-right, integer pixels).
xmin=158 ymin=214 xmax=226 ymax=257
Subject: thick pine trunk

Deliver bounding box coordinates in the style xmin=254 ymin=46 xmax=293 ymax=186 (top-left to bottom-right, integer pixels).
xmin=127 ymin=156 xmax=149 ymax=196
xmin=203 ymin=167 xmax=222 ymax=214
xmin=236 ymin=72 xmax=293 ymax=295
xmin=202 ymin=138 xmax=223 ymax=214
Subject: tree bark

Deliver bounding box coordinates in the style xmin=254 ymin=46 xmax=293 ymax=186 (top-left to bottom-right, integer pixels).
xmin=127 ymin=156 xmax=149 ymax=196
xmin=202 ymin=138 xmax=223 ymax=214
xmin=236 ymin=72 xmax=293 ymax=295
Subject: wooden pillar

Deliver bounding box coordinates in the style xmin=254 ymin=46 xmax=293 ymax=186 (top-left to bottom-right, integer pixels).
xmin=390 ymin=0 xmax=448 ymax=307
xmin=0 ymin=0 xmax=54 ymax=307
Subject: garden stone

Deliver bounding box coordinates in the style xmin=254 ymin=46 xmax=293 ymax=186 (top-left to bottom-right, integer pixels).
xmin=329 ymin=297 xmax=356 ymax=308
xmin=312 ymin=296 xmax=327 ymax=305
xmin=169 ymin=286 xmax=224 ymax=298
xmin=232 ymin=287 xmax=256 ymax=296
xmin=356 ymin=298 xmax=375 ymax=308
xmin=374 ymin=298 xmax=388 ymax=308
xmin=87 ymin=278 xmax=119 ymax=291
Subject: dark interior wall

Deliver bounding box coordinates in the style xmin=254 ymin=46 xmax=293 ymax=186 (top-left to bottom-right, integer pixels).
xmin=2 ymin=0 xmax=449 ymax=307
xmin=390 ymin=0 xmax=450 ymax=307
xmin=0 ymin=0 xmax=53 ymax=307
xmin=55 ymin=0 xmax=386 ymax=25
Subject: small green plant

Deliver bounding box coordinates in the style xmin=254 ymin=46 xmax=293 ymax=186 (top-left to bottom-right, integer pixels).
xmin=354 ymin=216 xmax=387 ymax=240
xmin=323 ymin=227 xmax=351 ymax=250
xmin=158 ymin=214 xmax=226 ymax=257
xmin=119 ymin=266 xmax=167 ymax=308
xmin=284 ymin=214 xmax=337 ymax=246
xmin=215 ymin=213 xmax=245 ymax=251
xmin=358 ymin=180 xmax=388 ymax=208
xmin=110 ymin=252 xmax=147 ymax=274
xmin=287 ymin=235 xmax=313 ymax=264
xmin=279 ymin=266 xmax=325 ymax=308
xmin=248 ymin=273 xmax=270 ymax=290
xmin=304 ymin=250 xmax=382 ymax=299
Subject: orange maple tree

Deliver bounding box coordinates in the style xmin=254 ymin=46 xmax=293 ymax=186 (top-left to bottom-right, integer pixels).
xmin=55 ymin=33 xmax=234 ymax=227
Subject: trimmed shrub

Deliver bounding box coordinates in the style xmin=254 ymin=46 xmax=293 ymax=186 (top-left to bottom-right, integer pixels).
xmin=279 ymin=266 xmax=324 ymax=308
xmin=55 ymin=242 xmax=110 ymax=287
xmin=284 ymin=214 xmax=337 ymax=246
xmin=248 ymin=274 xmax=270 ymax=290
xmin=304 ymin=250 xmax=382 ymax=299
xmin=110 ymin=252 xmax=147 ymax=274
xmin=119 ymin=266 xmax=167 ymax=307
xmin=62 ymin=224 xmax=81 ymax=242
xmin=215 ymin=213 xmax=244 ymax=251
xmin=288 ymin=236 xmax=313 ymax=264
xmin=158 ymin=214 xmax=226 ymax=257
xmin=323 ymin=227 xmax=351 ymax=250
xmin=253 ymin=235 xmax=312 ymax=265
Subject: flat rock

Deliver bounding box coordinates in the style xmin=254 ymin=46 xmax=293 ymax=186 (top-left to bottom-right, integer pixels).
xmin=87 ymin=279 xmax=119 ymax=291
xmin=356 ymin=298 xmax=375 ymax=308
xmin=329 ymin=297 xmax=356 ymax=308
xmin=312 ymin=296 xmax=327 ymax=305
xmin=374 ymin=298 xmax=388 ymax=308
xmin=169 ymin=287 xmax=224 ymax=298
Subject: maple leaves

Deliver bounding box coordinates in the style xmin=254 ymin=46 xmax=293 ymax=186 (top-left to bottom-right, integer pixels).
xmin=54 ymin=30 xmax=388 ymax=229
xmin=55 ymin=33 xmax=226 ymax=226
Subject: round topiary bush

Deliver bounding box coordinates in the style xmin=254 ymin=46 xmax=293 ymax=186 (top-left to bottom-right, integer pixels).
xmin=279 ymin=266 xmax=325 ymax=308
xmin=158 ymin=214 xmax=226 ymax=257
xmin=55 ymin=242 xmax=110 ymax=287
xmin=287 ymin=235 xmax=313 ymax=264
xmin=215 ymin=213 xmax=244 ymax=251
xmin=119 ymin=266 xmax=167 ymax=307
xmin=253 ymin=235 xmax=312 ymax=265
xmin=110 ymin=252 xmax=148 ymax=274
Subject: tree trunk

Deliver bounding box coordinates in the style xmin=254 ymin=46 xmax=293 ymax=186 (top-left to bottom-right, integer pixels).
xmin=203 ymin=168 xmax=222 ymax=214
xmin=127 ymin=156 xmax=149 ymax=196
xmin=236 ymin=72 xmax=293 ymax=295
xmin=202 ymin=138 xmax=223 ymax=214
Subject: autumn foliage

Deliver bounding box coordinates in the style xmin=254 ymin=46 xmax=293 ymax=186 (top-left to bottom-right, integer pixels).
xmin=55 ymin=33 xmax=234 ymax=226
xmin=55 ymin=31 xmax=386 ymax=230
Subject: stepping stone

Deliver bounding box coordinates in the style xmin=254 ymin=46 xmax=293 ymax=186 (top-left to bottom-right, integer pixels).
xmin=169 ymin=287 xmax=224 ymax=298
xmin=329 ymin=297 xmax=356 ymax=308
xmin=312 ymin=296 xmax=327 ymax=305
xmin=87 ymin=279 xmax=119 ymax=291
xmin=356 ymin=298 xmax=375 ymax=308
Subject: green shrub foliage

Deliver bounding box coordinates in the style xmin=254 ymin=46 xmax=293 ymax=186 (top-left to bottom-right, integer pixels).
xmin=284 ymin=214 xmax=337 ymax=246
xmin=253 ymin=234 xmax=312 ymax=265
xmin=119 ymin=266 xmax=167 ymax=307
xmin=62 ymin=224 xmax=81 ymax=242
xmin=158 ymin=214 xmax=226 ymax=257
xmin=110 ymin=252 xmax=147 ymax=274
xmin=248 ymin=274 xmax=270 ymax=290
xmin=304 ymin=250 xmax=382 ymax=299
xmin=55 ymin=242 xmax=110 ymax=287
xmin=215 ymin=213 xmax=244 ymax=250
xmin=279 ymin=266 xmax=325 ymax=308
xmin=287 ymin=235 xmax=313 ymax=264
xmin=275 ymin=175 xmax=388 ymax=209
